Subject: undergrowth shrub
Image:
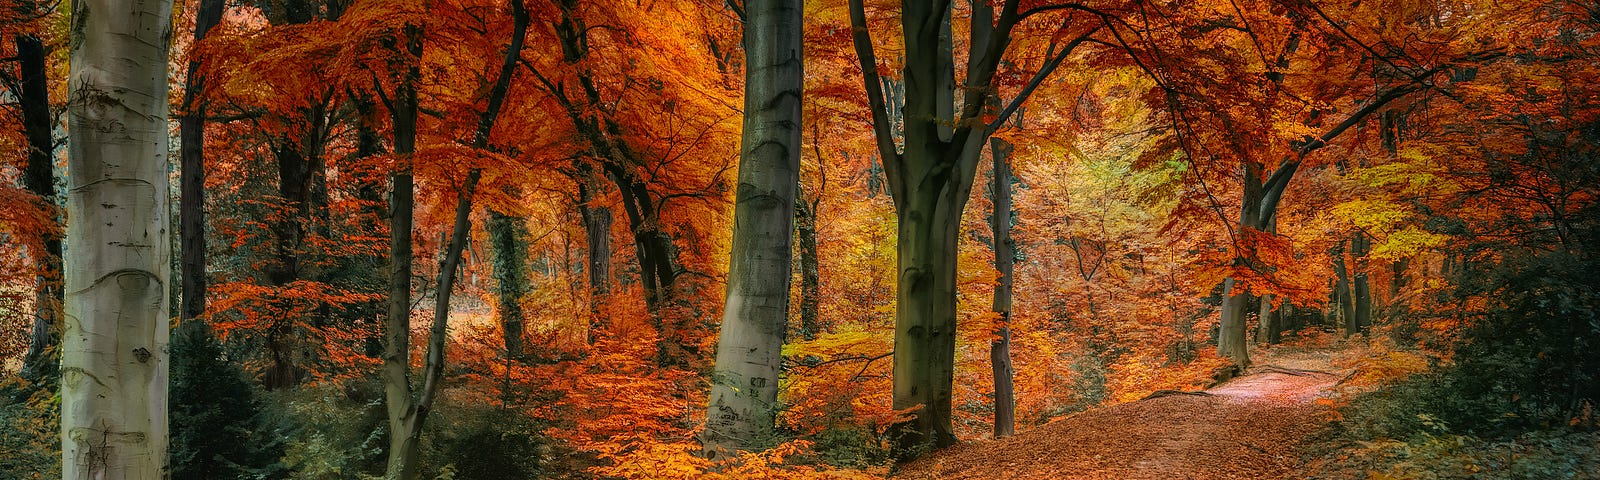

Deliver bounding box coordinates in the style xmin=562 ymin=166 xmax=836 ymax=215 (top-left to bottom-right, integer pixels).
xmin=1310 ymin=251 xmax=1600 ymax=478
xmin=276 ymin=381 xmax=388 ymax=479
xmin=0 ymin=379 xmax=58 ymax=479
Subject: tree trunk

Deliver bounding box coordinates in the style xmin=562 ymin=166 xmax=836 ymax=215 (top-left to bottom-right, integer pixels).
xmin=848 ymin=0 xmax=1050 ymax=457
xmin=62 ymin=0 xmax=175 ymax=477
xmin=576 ymin=162 xmax=612 ymax=321
xmin=1351 ymin=231 xmax=1373 ymax=333
xmin=382 ymin=20 xmax=425 ymax=480
xmin=179 ymin=0 xmax=224 ymax=325
xmin=1256 ymin=294 xmax=1283 ymax=344
xmin=1254 ymin=216 xmax=1281 ymax=345
xmin=16 ymin=32 xmax=62 ymax=386
xmin=1333 ymin=242 xmax=1357 ymax=336
xmin=1218 ymin=162 xmax=1264 ymax=366
xmin=545 ymin=0 xmax=682 ymax=331
xmin=488 ymin=210 xmax=530 ymax=360
xmin=384 ymin=1 xmax=525 ymax=474
xmin=795 ymin=196 xmax=821 ymax=340
xmin=606 ymin=169 xmax=679 ymax=310
xmin=703 ymin=0 xmax=804 ymax=458
xmin=258 ymin=4 xmax=329 ymax=391
xmin=1389 ymin=258 xmax=1409 ymax=315
xmin=989 ymin=137 xmax=1016 ymax=439
xmin=891 ymin=180 xmax=969 ymax=452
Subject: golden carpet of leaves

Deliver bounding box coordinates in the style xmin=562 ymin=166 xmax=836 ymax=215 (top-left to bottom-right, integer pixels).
xmin=899 ymin=350 xmax=1343 ymax=479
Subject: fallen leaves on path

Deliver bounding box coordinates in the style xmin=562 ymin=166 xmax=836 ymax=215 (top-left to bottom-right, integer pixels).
xmin=898 ymin=351 xmax=1343 ymax=479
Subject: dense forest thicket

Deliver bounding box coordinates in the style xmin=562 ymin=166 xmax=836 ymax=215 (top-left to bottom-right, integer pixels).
xmin=1 ymin=0 xmax=1597 ymax=478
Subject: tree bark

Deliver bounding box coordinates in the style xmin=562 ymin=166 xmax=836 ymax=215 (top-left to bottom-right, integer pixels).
xmin=487 ymin=210 xmax=530 ymax=360
xmin=989 ymin=137 xmax=1016 ymax=439
xmin=1255 ymin=217 xmax=1282 ymax=345
xmin=384 ymin=1 xmax=526 ymax=475
xmin=848 ymin=0 xmax=1066 ymax=457
xmin=15 ymin=32 xmax=62 ymax=386
xmin=543 ymin=0 xmax=681 ymax=324
xmin=179 ymin=0 xmax=224 ymax=325
xmin=703 ymin=0 xmax=804 ymax=458
xmin=258 ymin=3 xmax=330 ymax=391
xmin=1351 ymin=231 xmax=1373 ymax=333
xmin=1332 ymin=242 xmax=1357 ymax=336
xmin=576 ymin=162 xmax=612 ymax=321
xmin=1218 ymin=162 xmax=1264 ymax=366
xmin=381 ymin=20 xmax=425 ymax=480
xmin=1256 ymin=294 xmax=1282 ymax=344
xmin=604 ymin=166 xmax=680 ymax=312
xmin=61 ymin=0 xmax=175 ymax=477
xmin=795 ymin=196 xmax=821 ymax=340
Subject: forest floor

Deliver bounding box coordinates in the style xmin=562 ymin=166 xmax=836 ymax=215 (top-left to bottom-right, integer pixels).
xmin=897 ymin=348 xmax=1347 ymax=479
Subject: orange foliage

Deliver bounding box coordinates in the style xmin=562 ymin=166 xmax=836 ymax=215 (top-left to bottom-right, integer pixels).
xmin=5 ymin=0 xmax=1593 ymax=476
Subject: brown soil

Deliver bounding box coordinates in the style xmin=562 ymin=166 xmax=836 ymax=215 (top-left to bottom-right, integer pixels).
xmin=896 ymin=350 xmax=1343 ymax=479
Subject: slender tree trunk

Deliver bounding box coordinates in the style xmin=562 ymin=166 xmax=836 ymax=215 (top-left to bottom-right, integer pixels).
xmin=62 ymin=0 xmax=175 ymax=477
xmin=179 ymin=0 xmax=224 ymax=326
xmin=1256 ymin=294 xmax=1282 ymax=344
xmin=703 ymin=0 xmax=804 ymax=457
xmin=989 ymin=137 xmax=1016 ymax=439
xmin=258 ymin=4 xmax=327 ymax=390
xmin=384 ymin=2 xmax=526 ymax=475
xmin=606 ymin=170 xmax=680 ymax=310
xmin=795 ymin=197 xmax=821 ymax=340
xmin=1389 ymin=258 xmax=1409 ymax=314
xmin=266 ymin=141 xmax=312 ymax=389
xmin=1255 ymin=217 xmax=1281 ymax=345
xmin=572 ymin=174 xmax=609 ymax=339
xmin=382 ymin=20 xmax=425 ymax=480
xmin=16 ymin=32 xmax=62 ymax=386
xmin=545 ymin=0 xmax=681 ymax=328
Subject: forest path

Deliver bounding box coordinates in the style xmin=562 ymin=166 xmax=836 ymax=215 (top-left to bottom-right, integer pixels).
xmin=897 ymin=349 xmax=1345 ymax=479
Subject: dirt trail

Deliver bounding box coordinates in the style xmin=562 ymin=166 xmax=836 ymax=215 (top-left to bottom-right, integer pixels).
xmin=898 ymin=350 xmax=1345 ymax=479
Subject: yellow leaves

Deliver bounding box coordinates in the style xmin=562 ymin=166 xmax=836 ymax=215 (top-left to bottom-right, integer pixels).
xmin=1332 ymin=199 xmax=1410 ymax=233
xmin=780 ymin=326 xmax=897 ymax=436
xmin=1338 ymin=343 xmax=1432 ymax=392
xmin=1106 ymin=349 xmax=1230 ymax=403
xmin=588 ymin=438 xmax=887 ymax=480
xmin=1370 ymin=226 xmax=1449 ymax=261
xmin=588 ymin=439 xmax=710 ymax=479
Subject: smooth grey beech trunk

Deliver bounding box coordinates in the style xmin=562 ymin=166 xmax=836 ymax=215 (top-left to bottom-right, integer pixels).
xmin=1217 ymin=163 xmax=1263 ymax=366
xmin=62 ymin=0 xmax=175 ymax=477
xmin=703 ymin=0 xmax=804 ymax=458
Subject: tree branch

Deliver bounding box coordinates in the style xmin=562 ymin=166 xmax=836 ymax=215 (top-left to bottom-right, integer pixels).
xmin=988 ymin=26 xmax=1100 ymax=131
xmin=848 ymin=0 xmax=904 ymax=202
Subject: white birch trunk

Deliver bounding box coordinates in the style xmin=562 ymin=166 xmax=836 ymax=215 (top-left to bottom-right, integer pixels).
xmin=703 ymin=0 xmax=805 ymax=458
xmin=62 ymin=0 xmax=175 ymax=477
